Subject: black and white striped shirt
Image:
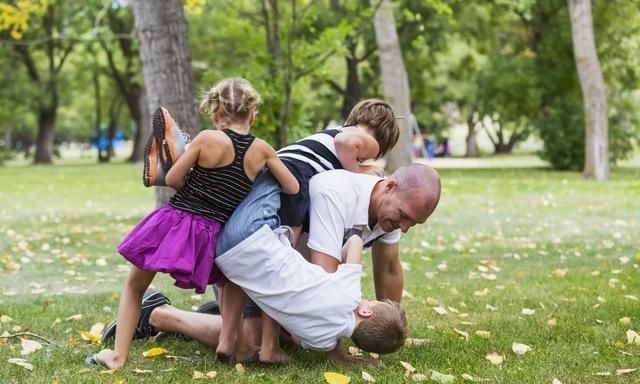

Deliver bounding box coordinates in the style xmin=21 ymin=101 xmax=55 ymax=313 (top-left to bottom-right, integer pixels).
xmin=277 ymin=128 xmax=343 ymax=179
xmin=169 ymin=129 xmax=255 ymax=223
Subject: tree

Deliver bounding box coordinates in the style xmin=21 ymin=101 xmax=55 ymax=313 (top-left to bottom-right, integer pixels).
xmin=133 ymin=0 xmax=200 ymax=204
xmin=568 ymin=0 xmax=608 ymax=180
xmin=374 ymin=0 xmax=412 ymax=172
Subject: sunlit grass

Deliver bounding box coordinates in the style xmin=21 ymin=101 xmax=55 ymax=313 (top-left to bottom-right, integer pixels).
xmin=0 ymin=160 xmax=638 ymax=383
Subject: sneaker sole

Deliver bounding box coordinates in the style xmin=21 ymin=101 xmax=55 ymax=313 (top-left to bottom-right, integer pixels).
xmin=143 ymin=107 xmax=188 ymax=187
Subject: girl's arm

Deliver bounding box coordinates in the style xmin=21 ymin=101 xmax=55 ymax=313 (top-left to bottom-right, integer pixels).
xmin=165 ymin=135 xmax=203 ymax=190
xmin=334 ymin=130 xmax=381 ymax=175
xmin=262 ymin=142 xmax=299 ymax=194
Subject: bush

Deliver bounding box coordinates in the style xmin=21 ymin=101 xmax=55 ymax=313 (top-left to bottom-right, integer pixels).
xmin=536 ymin=100 xmax=584 ymax=171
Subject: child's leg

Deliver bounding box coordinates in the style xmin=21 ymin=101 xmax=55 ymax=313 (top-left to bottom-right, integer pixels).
xmin=217 ymin=281 xmax=258 ymax=362
xmin=94 ymin=266 xmax=156 ymax=369
xmin=258 ymin=313 xmax=292 ymax=364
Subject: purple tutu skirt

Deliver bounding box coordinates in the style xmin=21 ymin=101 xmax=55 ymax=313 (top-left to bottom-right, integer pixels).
xmin=117 ymin=205 xmax=222 ymax=294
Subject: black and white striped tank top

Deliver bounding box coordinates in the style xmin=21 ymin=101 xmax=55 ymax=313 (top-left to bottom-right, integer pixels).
xmin=169 ymin=129 xmax=256 ymax=223
xmin=277 ymin=128 xmax=343 ymax=178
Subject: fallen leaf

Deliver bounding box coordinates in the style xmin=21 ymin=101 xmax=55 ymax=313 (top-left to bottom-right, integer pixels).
xmin=89 ymin=322 xmax=105 ymax=335
xmin=453 ymin=328 xmax=469 ymax=339
xmin=348 ymin=346 xmax=362 ymax=356
xmin=619 ymin=317 xmax=631 ymax=325
xmin=8 ymin=358 xmax=33 ymax=371
xmin=434 ymin=306 xmax=448 ymax=315
xmin=50 ymin=318 xmax=61 ymax=328
xmin=362 ymin=371 xmax=376 ymax=382
xmin=626 ymin=330 xmax=640 ymax=345
xmin=430 ymin=370 xmax=455 ymax=383
xmin=142 ymin=347 xmax=169 ymax=357
xmin=235 ymin=363 xmax=245 ymax=373
xmin=511 ymin=342 xmax=531 ymax=355
xmin=552 ymin=379 xmax=562 ymax=384
xmin=485 ymin=352 xmax=504 ymax=365
xmin=405 ymin=338 xmax=430 ymax=346
xmin=593 ymin=372 xmax=611 ymax=376
xmin=0 ymin=315 xmax=12 ymax=323
xmin=461 ymin=373 xmax=490 ymax=382
xmin=547 ymin=318 xmax=557 ymax=326
xmin=400 ymin=361 xmax=417 ymax=373
xmin=65 ymin=314 xmax=83 ymax=321
xmin=369 ymin=352 xmax=379 ymax=359
xmin=132 ymin=368 xmax=153 ymax=374
xmin=522 ymin=308 xmax=535 ymax=316
xmin=412 ymin=373 xmax=428 ymax=382
xmin=475 ymin=330 xmax=491 ymax=338
xmin=79 ymin=331 xmax=100 ymax=344
xmin=20 ymin=338 xmax=43 ymax=355
xmin=324 ymin=372 xmax=351 ymax=384
xmin=616 ymin=368 xmax=637 ymax=375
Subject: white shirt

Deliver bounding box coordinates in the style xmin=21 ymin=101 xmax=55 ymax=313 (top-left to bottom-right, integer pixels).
xmin=215 ymin=225 xmax=361 ymax=352
xmin=307 ymin=170 xmax=401 ymax=262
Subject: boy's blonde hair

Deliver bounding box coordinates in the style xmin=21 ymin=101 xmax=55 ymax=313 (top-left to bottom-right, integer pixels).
xmin=200 ymin=78 xmax=262 ymax=125
xmin=344 ymin=99 xmax=399 ymax=159
xmin=350 ymin=299 xmax=408 ymax=354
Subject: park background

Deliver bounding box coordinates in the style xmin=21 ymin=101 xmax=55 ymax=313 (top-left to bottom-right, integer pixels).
xmin=0 ymin=0 xmax=639 ymax=383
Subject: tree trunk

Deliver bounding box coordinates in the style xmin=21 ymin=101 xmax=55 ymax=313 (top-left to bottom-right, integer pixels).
xmin=568 ymin=0 xmax=608 ymax=180
xmin=342 ymin=42 xmax=362 ymax=120
xmin=465 ymin=114 xmax=478 ymax=157
xmin=34 ymin=107 xmax=56 ymax=164
xmin=373 ymin=0 xmax=412 ymax=173
xmin=134 ymin=0 xmax=200 ymax=205
xmin=129 ymin=88 xmax=149 ymax=163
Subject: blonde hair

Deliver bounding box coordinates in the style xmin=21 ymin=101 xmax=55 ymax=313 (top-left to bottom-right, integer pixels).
xmin=351 ymin=299 xmax=408 ymax=354
xmin=200 ymin=78 xmax=262 ymax=125
xmin=344 ymin=99 xmax=399 ymax=159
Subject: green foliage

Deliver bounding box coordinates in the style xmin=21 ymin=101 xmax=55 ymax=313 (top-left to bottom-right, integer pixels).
xmin=536 ymin=99 xmax=584 ymax=171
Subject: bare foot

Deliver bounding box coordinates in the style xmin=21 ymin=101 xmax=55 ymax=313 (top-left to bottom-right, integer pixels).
xmin=259 ymin=346 xmax=293 ymax=364
xmin=92 ymin=349 xmax=125 ymax=370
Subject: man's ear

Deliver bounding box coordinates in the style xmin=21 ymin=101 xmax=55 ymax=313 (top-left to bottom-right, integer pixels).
xmin=384 ymin=179 xmax=397 ymax=194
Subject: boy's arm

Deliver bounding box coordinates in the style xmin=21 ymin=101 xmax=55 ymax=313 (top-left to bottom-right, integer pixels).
xmin=260 ymin=140 xmax=300 ymax=194
xmin=341 ymin=234 xmax=364 ymax=264
xmin=334 ymin=130 xmax=381 ymax=175
xmin=372 ymin=241 xmax=403 ymax=302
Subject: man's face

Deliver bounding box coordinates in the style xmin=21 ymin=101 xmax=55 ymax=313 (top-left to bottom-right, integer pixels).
xmin=376 ymin=182 xmax=430 ymax=233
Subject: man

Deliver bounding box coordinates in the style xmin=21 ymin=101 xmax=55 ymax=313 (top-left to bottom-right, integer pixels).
xmin=103 ymin=164 xmax=440 ymax=366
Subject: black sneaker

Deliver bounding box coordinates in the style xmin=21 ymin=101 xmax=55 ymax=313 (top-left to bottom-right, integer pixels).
xmin=100 ymin=289 xmax=171 ymax=343
xmin=154 ymin=300 xmax=221 ymax=342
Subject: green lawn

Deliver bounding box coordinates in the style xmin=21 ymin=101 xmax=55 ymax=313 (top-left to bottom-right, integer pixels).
xmin=0 ymin=160 xmax=639 ymax=383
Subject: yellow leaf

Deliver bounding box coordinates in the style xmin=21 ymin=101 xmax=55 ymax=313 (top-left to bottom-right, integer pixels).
xmin=20 ymin=338 xmax=42 ymax=355
xmin=511 ymin=342 xmax=531 ymax=355
xmin=0 ymin=315 xmax=12 ymax=323
xmin=205 ymin=371 xmax=218 ymax=378
xmin=475 ymin=330 xmax=491 ymax=338
xmin=412 ymin=373 xmax=429 ymax=382
xmin=65 ymin=314 xmax=83 ymax=321
xmin=50 ymin=318 xmax=61 ymax=328
xmin=132 ymin=368 xmax=153 ymax=374
xmin=193 ymin=370 xmax=205 ymax=379
xmin=324 ymin=372 xmax=351 ymax=384
xmin=143 ymin=347 xmax=169 ymax=357
xmin=453 ymin=328 xmax=469 ymax=339
xmin=79 ymin=331 xmax=101 ymax=344
xmin=362 ymin=371 xmax=376 ymax=382
xmin=626 ymin=329 xmax=640 ymax=345
xmin=616 ymin=368 xmax=637 ymax=375
xmin=619 ymin=317 xmax=631 ymax=325
xmin=235 ymin=363 xmax=245 ymax=373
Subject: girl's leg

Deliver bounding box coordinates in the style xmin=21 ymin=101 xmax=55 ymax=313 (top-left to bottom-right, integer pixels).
xmin=217 ymin=281 xmax=257 ymax=362
xmin=94 ymin=266 xmax=156 ymax=369
xmin=258 ymin=313 xmax=292 ymax=364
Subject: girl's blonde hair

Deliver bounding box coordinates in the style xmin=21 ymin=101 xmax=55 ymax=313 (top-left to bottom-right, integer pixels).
xmin=200 ymin=78 xmax=262 ymax=125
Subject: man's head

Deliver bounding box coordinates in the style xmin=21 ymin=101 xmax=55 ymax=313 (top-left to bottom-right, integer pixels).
xmin=372 ymin=164 xmax=441 ymax=233
xmin=351 ymin=299 xmax=408 ymax=354
xmin=344 ymin=99 xmax=399 ymax=159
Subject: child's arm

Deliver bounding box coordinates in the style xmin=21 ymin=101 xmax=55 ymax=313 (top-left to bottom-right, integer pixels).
xmin=260 ymin=140 xmax=300 ymax=194
xmin=341 ymin=234 xmax=364 ymax=265
xmin=334 ymin=130 xmax=381 ymax=175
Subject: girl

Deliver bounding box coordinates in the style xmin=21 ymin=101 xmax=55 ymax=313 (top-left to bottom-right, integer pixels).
xmin=87 ymin=78 xmax=299 ymax=370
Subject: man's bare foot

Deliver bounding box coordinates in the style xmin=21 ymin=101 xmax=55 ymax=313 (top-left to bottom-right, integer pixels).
xmin=330 ymin=354 xmax=384 ymax=369
xmin=258 ymin=346 xmax=293 ymax=364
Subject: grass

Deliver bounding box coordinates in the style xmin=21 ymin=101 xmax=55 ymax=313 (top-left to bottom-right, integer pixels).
xmin=0 ymin=158 xmax=639 ymax=383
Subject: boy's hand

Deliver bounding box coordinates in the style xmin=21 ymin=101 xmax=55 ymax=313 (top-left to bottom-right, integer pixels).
xmin=341 ymin=234 xmax=364 ymax=264
xmin=359 ymin=164 xmax=384 ymax=177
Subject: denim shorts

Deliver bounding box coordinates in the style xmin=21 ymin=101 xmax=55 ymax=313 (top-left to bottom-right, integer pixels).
xmin=214 ymin=169 xmax=282 ymax=316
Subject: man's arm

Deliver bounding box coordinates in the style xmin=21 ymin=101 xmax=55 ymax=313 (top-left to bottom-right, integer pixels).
xmin=371 ymin=241 xmax=403 ymax=302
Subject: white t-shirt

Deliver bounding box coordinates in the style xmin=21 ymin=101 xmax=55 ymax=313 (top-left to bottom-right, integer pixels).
xmin=215 ymin=225 xmax=361 ymax=352
xmin=307 ymin=170 xmax=401 ymax=261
